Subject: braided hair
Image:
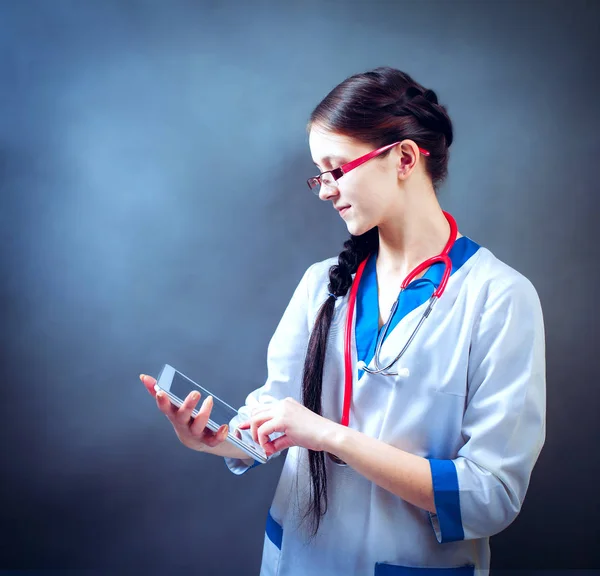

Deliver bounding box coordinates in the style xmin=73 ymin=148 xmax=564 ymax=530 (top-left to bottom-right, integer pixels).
xmin=298 ymin=67 xmax=454 ymax=539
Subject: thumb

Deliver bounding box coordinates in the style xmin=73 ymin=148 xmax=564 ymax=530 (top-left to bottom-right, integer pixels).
xmin=270 ymin=435 xmax=292 ymax=453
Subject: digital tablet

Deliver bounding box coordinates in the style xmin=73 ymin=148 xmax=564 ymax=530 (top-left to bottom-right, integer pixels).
xmin=154 ymin=363 xmax=267 ymax=464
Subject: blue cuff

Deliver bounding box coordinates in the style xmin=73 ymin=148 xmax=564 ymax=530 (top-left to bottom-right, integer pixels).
xmin=428 ymin=458 xmax=464 ymax=543
xmin=266 ymin=509 xmax=283 ymax=550
xmin=223 ymin=456 xmax=262 ymax=476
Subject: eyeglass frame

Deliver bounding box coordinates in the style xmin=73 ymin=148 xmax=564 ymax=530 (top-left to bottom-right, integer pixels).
xmin=307 ymin=140 xmax=430 ymax=194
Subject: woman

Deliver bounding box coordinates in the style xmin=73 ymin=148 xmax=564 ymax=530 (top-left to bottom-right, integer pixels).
xmin=140 ymin=67 xmax=546 ymax=575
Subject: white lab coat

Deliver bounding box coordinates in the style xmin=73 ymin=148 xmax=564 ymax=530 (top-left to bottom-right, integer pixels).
xmin=224 ymin=239 xmax=546 ymax=576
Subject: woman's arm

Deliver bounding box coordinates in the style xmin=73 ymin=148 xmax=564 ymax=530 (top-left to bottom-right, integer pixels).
xmin=198 ymin=439 xmax=255 ymax=462
xmin=241 ymin=398 xmax=436 ymax=511
xmin=242 ymin=267 xmax=545 ymax=542
xmin=325 ymin=274 xmax=546 ymax=541
xmin=250 ymin=272 xmax=545 ymax=535
xmin=324 ymin=424 xmax=436 ymax=513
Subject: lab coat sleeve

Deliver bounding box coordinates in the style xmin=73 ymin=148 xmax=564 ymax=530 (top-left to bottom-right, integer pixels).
xmin=224 ymin=263 xmax=314 ymax=475
xmin=428 ymin=275 xmax=546 ymax=542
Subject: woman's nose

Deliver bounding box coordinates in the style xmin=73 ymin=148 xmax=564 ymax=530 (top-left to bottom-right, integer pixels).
xmin=318 ymin=184 xmax=339 ymax=202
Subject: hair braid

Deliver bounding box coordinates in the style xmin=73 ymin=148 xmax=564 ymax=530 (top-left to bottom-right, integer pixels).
xmin=300 ymin=227 xmax=378 ymax=539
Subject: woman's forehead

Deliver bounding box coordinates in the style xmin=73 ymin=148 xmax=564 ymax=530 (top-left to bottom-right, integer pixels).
xmin=309 ymin=127 xmax=368 ymax=165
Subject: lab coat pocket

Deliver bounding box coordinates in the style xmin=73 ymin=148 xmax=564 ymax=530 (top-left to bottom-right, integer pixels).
xmin=374 ymin=563 xmax=474 ymax=575
xmin=260 ymin=509 xmax=283 ymax=576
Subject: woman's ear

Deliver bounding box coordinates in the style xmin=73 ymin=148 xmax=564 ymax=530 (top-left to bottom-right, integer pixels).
xmin=396 ymin=140 xmax=420 ymax=179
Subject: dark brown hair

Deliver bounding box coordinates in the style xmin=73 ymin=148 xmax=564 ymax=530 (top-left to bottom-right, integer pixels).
xmin=299 ymin=67 xmax=453 ymax=538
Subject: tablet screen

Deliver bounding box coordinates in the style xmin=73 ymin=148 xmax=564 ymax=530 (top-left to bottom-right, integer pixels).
xmin=170 ymin=371 xmax=237 ymax=428
xmin=167 ymin=369 xmax=266 ymax=461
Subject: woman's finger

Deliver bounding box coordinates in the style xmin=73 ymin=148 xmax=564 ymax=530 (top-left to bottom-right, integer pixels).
xmin=201 ymin=424 xmax=229 ymax=447
xmin=140 ymin=374 xmax=158 ymax=397
xmin=268 ymin=434 xmax=292 ymax=455
xmin=249 ymin=413 xmax=272 ymax=444
xmin=257 ymin=418 xmax=282 ymax=449
xmin=155 ymin=389 xmax=178 ymax=420
xmin=189 ymin=395 xmax=214 ymax=436
xmin=175 ymin=390 xmax=202 ymax=426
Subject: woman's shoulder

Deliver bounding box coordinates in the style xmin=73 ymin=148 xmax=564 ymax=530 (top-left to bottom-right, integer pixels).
xmin=467 ymin=244 xmax=542 ymax=312
xmin=297 ymin=256 xmax=339 ymax=304
xmin=304 ymin=255 xmax=339 ymax=281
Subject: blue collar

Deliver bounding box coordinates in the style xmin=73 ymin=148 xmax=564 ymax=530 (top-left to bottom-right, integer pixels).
xmin=355 ymin=236 xmax=481 ymax=379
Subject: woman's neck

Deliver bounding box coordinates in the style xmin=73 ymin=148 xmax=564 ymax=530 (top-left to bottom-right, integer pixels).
xmin=375 ymin=192 xmax=461 ymax=278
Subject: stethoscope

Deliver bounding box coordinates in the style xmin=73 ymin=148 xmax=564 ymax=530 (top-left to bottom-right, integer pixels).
xmin=327 ymin=211 xmax=458 ymax=466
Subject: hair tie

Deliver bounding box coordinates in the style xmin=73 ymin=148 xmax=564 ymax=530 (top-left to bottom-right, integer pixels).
xmin=328 ymin=292 xmax=338 ymax=299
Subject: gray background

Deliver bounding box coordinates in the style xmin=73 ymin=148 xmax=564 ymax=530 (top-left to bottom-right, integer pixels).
xmin=1 ymin=0 xmax=598 ymax=574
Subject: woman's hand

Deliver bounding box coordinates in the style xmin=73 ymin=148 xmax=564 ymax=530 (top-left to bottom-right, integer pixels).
xmin=237 ymin=397 xmax=337 ymax=457
xmin=140 ymin=374 xmax=229 ymax=452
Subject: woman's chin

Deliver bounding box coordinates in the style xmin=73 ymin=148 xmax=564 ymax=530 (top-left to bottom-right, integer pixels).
xmin=346 ymin=220 xmax=370 ymax=237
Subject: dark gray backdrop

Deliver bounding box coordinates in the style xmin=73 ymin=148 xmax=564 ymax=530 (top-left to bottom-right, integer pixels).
xmin=1 ymin=0 xmax=598 ymax=574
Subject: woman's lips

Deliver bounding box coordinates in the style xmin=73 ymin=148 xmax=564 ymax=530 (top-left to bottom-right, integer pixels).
xmin=338 ymin=206 xmax=351 ymax=216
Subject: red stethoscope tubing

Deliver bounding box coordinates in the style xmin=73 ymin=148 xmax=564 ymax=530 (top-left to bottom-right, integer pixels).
xmin=340 ymin=211 xmax=457 ymax=427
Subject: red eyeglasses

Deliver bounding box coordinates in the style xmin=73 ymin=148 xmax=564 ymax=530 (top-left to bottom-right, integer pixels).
xmin=307 ymin=141 xmax=430 ymax=194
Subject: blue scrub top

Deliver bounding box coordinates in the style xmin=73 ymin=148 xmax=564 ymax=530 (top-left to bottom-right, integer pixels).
xmin=356 ymin=236 xmax=481 ymax=380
